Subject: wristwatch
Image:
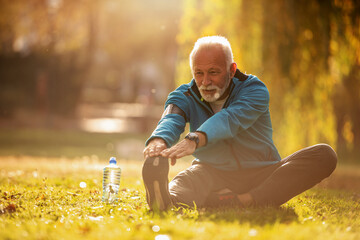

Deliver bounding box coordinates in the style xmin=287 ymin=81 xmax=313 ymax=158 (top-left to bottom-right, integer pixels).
xmin=185 ymin=132 xmax=199 ymax=148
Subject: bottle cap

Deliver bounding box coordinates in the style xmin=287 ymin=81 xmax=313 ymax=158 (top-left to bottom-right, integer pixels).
xmin=109 ymin=157 xmax=117 ymax=165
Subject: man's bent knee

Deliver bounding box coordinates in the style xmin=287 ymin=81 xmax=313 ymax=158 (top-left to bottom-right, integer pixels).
xmin=169 ymin=164 xmax=215 ymax=208
xmin=314 ymin=143 xmax=337 ymax=176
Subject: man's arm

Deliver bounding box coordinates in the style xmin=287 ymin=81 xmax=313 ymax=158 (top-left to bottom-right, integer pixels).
xmin=160 ymin=131 xmax=206 ymax=165
xmin=143 ymin=103 xmax=187 ymax=160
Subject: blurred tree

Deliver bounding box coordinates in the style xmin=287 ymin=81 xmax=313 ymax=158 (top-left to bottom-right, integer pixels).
xmin=0 ymin=0 xmax=98 ymax=117
xmin=262 ymin=0 xmax=360 ymax=160
xmin=261 ymin=0 xmax=337 ymax=155
xmin=0 ymin=0 xmax=183 ymax=120
xmin=176 ymin=0 xmax=360 ymax=161
xmin=330 ymin=0 xmax=360 ymax=160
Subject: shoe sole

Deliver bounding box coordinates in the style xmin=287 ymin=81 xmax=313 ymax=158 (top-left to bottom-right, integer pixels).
xmin=142 ymin=156 xmax=172 ymax=211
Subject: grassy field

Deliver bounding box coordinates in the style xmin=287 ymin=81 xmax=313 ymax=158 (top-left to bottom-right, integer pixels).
xmin=1 ymin=128 xmax=360 ymax=239
xmin=0 ymin=127 xmax=147 ymax=160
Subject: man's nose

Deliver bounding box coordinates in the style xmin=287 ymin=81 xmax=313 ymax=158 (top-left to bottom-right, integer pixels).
xmin=202 ymin=74 xmax=211 ymax=86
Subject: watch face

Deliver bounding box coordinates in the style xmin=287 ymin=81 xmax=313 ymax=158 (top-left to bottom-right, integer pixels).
xmin=188 ymin=133 xmax=197 ymax=138
xmin=186 ymin=133 xmax=199 ymax=145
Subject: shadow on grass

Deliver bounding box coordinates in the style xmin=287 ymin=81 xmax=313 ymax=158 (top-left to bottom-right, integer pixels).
xmin=149 ymin=205 xmax=299 ymax=226
xmin=196 ymin=206 xmax=299 ymax=226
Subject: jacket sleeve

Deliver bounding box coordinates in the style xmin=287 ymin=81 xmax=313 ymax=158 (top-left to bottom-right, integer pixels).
xmin=196 ymin=77 xmax=269 ymax=144
xmin=145 ymin=88 xmax=189 ymax=147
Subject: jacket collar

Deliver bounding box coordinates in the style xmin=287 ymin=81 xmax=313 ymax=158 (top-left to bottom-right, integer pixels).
xmin=185 ymin=69 xmax=248 ymax=102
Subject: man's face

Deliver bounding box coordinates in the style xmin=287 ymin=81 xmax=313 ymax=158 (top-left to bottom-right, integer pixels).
xmin=193 ymin=46 xmax=234 ymax=102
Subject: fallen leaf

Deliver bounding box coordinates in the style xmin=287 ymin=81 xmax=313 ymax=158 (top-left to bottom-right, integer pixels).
xmin=2 ymin=204 xmax=16 ymax=214
xmin=36 ymin=194 xmax=46 ymax=201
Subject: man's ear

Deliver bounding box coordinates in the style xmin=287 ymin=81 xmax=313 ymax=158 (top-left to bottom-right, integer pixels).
xmin=229 ymin=63 xmax=237 ymax=78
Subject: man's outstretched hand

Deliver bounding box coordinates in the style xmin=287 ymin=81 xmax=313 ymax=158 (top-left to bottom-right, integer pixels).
xmin=143 ymin=132 xmax=206 ymax=166
xmin=161 ymin=139 xmax=197 ymax=166
xmin=143 ymin=138 xmax=167 ymax=159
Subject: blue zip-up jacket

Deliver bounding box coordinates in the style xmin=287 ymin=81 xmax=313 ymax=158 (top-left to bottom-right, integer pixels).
xmin=146 ymin=70 xmax=281 ymax=170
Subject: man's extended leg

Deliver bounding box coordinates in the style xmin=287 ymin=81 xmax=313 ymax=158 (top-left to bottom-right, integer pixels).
xmin=248 ymin=144 xmax=337 ymax=206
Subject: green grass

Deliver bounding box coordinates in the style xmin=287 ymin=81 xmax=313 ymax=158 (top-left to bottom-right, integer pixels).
xmin=1 ymin=156 xmax=360 ymax=240
xmin=1 ymin=128 xmax=360 ymax=239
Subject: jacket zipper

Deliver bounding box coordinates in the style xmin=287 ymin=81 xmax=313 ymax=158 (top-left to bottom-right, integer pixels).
xmin=223 ymin=82 xmax=242 ymax=169
xmin=188 ymin=82 xmax=242 ymax=170
xmin=188 ymin=88 xmax=214 ymax=116
xmin=223 ymin=80 xmax=235 ymax=109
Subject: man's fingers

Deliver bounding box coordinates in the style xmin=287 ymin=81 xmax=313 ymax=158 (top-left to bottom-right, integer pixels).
xmin=143 ymin=148 xmax=148 ymax=157
xmin=161 ymin=146 xmax=190 ymax=159
xmin=144 ymin=144 xmax=168 ymax=159
xmin=143 ymin=139 xmax=168 ymax=159
xmin=160 ymin=148 xmax=171 ymax=157
xmin=169 ymin=150 xmax=182 ymax=159
xmin=166 ymin=147 xmax=181 ymax=159
xmin=159 ymin=149 xmax=177 ymax=165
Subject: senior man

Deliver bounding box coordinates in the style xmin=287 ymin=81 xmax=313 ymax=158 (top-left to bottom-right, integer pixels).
xmin=142 ymin=36 xmax=337 ymax=211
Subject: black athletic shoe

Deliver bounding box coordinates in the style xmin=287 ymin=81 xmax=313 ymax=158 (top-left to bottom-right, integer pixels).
xmin=142 ymin=156 xmax=172 ymax=211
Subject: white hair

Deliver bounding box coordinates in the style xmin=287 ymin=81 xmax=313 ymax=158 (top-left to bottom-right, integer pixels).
xmin=189 ymin=36 xmax=234 ymax=73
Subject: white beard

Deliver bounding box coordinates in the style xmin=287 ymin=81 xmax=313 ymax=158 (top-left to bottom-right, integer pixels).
xmin=198 ymin=75 xmax=231 ymax=102
xmin=199 ymin=85 xmax=223 ymax=102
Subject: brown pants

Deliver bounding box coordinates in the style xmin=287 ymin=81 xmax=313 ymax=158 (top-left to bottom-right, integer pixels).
xmin=169 ymin=144 xmax=337 ymax=207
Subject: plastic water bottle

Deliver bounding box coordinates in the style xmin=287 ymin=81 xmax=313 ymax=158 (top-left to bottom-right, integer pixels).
xmin=102 ymin=157 xmax=121 ymax=203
